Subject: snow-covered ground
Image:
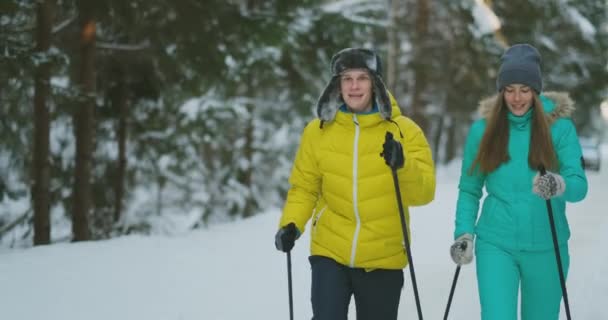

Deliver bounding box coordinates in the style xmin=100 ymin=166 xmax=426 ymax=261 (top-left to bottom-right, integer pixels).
xmin=0 ymin=149 xmax=606 ymax=320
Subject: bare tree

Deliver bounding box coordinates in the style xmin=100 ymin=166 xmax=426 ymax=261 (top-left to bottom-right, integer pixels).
xmin=72 ymin=0 xmax=96 ymax=241
xmin=32 ymin=0 xmax=54 ymax=245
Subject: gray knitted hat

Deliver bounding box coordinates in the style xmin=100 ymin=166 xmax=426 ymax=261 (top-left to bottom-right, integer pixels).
xmin=496 ymin=44 xmax=543 ymax=93
xmin=316 ymin=48 xmax=391 ymax=122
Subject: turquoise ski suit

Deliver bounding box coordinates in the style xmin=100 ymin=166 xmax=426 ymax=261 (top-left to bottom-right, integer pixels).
xmin=454 ymin=92 xmax=588 ymax=320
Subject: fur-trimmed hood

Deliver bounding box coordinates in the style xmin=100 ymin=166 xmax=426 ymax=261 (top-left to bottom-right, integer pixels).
xmin=316 ymin=48 xmax=392 ymax=123
xmin=477 ymin=91 xmax=575 ymax=125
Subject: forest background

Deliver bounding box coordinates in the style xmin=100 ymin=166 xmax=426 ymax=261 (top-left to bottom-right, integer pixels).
xmin=1 ymin=0 xmax=607 ymax=246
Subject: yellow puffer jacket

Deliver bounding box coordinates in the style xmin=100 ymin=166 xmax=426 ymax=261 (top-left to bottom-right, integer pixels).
xmin=280 ymin=97 xmax=435 ymax=270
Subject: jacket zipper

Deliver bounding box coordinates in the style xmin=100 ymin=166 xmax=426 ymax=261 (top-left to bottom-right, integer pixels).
xmin=312 ymin=206 xmax=327 ymax=235
xmin=349 ymin=114 xmax=361 ymax=267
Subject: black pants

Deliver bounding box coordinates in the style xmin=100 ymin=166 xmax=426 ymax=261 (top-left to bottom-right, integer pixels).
xmin=309 ymin=255 xmax=404 ymax=320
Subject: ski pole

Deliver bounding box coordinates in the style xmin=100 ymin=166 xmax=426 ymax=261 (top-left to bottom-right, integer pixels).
xmin=539 ymin=166 xmax=572 ymax=320
xmin=443 ymin=265 xmax=461 ymax=320
xmin=384 ymin=132 xmax=424 ymax=320
xmin=286 ymin=251 xmax=294 ymax=320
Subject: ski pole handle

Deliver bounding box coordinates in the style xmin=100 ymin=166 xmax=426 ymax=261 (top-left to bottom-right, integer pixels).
xmin=381 ymin=131 xmax=404 ymax=170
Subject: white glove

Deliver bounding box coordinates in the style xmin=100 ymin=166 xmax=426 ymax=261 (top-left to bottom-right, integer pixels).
xmin=533 ymin=171 xmax=565 ymax=199
xmin=450 ymin=233 xmax=474 ymax=265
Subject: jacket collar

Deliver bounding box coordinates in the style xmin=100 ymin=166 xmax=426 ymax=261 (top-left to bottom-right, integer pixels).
xmin=332 ymin=105 xmax=403 ymax=128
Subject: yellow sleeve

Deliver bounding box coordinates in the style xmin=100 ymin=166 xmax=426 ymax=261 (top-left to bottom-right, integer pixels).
xmin=397 ymin=117 xmax=436 ymax=206
xmin=279 ymin=121 xmax=322 ymax=233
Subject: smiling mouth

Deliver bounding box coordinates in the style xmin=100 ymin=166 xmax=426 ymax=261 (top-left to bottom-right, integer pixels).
xmin=511 ymin=104 xmax=527 ymax=109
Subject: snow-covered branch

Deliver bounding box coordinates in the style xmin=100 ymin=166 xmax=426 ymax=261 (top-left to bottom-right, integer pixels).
xmin=52 ymin=16 xmax=76 ymax=34
xmin=96 ymin=40 xmax=151 ymax=51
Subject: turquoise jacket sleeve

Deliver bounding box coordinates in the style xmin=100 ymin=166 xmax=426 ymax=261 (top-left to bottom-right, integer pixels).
xmin=552 ymin=118 xmax=587 ymax=202
xmin=454 ymin=120 xmax=486 ymax=239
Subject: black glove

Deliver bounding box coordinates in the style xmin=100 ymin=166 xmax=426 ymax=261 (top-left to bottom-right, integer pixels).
xmin=381 ymin=132 xmax=405 ymax=169
xmin=275 ymin=223 xmax=298 ymax=252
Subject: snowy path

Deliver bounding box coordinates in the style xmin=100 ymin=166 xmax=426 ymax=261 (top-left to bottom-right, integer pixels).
xmin=0 ymin=160 xmax=606 ymax=320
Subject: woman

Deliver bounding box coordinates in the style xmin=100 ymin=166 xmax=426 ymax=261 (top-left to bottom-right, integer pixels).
xmin=274 ymin=48 xmax=435 ymax=320
xmin=450 ymin=43 xmax=588 ymax=319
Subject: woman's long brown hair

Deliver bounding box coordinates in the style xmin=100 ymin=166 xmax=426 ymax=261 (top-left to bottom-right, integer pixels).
xmin=469 ymin=93 xmax=558 ymax=175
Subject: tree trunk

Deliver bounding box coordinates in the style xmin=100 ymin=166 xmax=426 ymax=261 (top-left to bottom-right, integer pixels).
xmin=32 ymin=0 xmax=54 ymax=245
xmin=445 ymin=117 xmax=457 ymax=164
xmin=114 ymin=66 xmax=127 ymax=223
xmin=485 ymin=0 xmax=508 ymax=47
xmin=156 ymin=174 xmax=165 ymax=217
xmin=411 ymin=0 xmax=430 ymax=132
xmin=432 ymin=115 xmax=444 ymax=165
xmin=386 ymin=0 xmax=401 ymax=94
xmin=241 ymin=103 xmax=255 ymax=218
xmin=72 ymin=1 xmax=96 ymax=241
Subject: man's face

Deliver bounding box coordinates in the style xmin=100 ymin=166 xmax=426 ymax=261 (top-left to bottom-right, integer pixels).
xmin=340 ymin=69 xmax=373 ymax=113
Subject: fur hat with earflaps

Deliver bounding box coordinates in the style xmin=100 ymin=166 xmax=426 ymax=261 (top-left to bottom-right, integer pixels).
xmin=316 ymin=48 xmax=392 ymax=123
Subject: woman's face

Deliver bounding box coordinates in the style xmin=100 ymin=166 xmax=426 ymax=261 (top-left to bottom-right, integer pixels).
xmin=340 ymin=69 xmax=373 ymax=113
xmin=503 ymin=84 xmax=534 ymax=116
